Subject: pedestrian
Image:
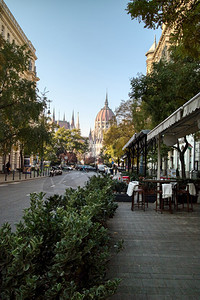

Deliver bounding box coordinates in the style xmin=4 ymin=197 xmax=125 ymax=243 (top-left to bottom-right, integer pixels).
xmin=6 ymin=161 xmax=10 ymax=174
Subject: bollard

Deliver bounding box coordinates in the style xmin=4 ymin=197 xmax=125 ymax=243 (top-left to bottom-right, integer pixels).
xmin=13 ymin=170 xmax=15 ymax=181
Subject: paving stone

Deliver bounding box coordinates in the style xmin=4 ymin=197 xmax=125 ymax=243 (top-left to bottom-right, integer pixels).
xmin=107 ymin=202 xmax=200 ymax=299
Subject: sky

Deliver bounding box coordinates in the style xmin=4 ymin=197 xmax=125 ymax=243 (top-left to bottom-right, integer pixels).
xmin=5 ymin=0 xmax=161 ymax=136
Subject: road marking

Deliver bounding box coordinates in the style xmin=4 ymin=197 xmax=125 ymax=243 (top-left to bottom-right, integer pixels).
xmin=0 ymin=184 xmax=8 ymax=187
xmin=10 ymin=182 xmax=20 ymax=185
xmin=51 ymin=185 xmax=55 ymax=187
xmin=26 ymin=194 xmax=30 ymax=197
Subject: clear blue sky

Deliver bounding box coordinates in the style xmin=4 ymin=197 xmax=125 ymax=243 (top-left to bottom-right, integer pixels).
xmin=5 ymin=0 xmax=161 ymax=136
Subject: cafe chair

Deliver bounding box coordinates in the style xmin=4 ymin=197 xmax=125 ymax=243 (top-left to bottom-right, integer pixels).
xmin=131 ymin=184 xmax=148 ymax=211
xmin=174 ymin=183 xmax=193 ymax=212
xmin=160 ymin=183 xmax=173 ymax=214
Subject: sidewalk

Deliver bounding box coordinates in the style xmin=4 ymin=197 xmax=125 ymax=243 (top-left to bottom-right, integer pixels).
xmin=107 ymin=202 xmax=200 ymax=299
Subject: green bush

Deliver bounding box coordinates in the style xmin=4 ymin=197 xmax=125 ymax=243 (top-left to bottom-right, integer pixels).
xmin=0 ymin=177 xmax=120 ymax=299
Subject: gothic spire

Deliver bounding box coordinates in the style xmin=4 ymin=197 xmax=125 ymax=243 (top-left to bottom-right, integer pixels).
xmin=52 ymin=108 xmax=55 ymax=123
xmin=105 ymin=91 xmax=108 ymax=108
xmin=71 ymin=110 xmax=75 ymax=129
xmin=76 ymin=112 xmax=80 ymax=130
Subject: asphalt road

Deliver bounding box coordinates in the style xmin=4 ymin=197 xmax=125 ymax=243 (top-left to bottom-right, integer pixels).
xmin=0 ymin=170 xmax=96 ymax=230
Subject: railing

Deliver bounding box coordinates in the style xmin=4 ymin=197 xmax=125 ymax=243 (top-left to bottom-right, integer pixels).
xmin=0 ymin=168 xmax=50 ymax=182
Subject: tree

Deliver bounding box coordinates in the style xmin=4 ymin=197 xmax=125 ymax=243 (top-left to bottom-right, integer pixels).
xmin=44 ymin=127 xmax=88 ymax=163
xmin=129 ymin=54 xmax=200 ymax=177
xmin=129 ymin=56 xmax=200 ymax=128
xmin=103 ymin=100 xmax=134 ymax=162
xmin=0 ymin=36 xmax=45 ymax=159
xmin=127 ymin=0 xmax=200 ymax=58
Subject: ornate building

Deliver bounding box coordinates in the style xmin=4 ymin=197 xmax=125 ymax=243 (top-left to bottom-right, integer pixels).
xmin=0 ymin=0 xmax=39 ymax=171
xmin=145 ymin=25 xmax=171 ymax=74
xmin=89 ymin=93 xmax=115 ymax=158
xmin=52 ymin=109 xmax=80 ymax=132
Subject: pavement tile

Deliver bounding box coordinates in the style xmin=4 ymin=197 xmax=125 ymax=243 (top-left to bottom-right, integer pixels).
xmin=107 ymin=202 xmax=200 ymax=299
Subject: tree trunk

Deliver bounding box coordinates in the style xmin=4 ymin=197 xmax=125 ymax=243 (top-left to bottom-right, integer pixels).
xmin=173 ymin=136 xmax=188 ymax=178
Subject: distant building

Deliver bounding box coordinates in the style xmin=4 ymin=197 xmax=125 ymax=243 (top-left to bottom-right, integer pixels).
xmin=89 ymin=93 xmax=115 ymax=158
xmin=52 ymin=109 xmax=80 ymax=132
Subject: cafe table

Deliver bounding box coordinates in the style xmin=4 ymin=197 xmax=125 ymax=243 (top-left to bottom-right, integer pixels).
xmin=142 ymin=179 xmax=177 ymax=213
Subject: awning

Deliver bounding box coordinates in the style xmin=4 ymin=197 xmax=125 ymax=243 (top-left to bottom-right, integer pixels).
xmin=147 ymin=92 xmax=200 ymax=143
xmin=122 ymin=130 xmax=150 ymax=150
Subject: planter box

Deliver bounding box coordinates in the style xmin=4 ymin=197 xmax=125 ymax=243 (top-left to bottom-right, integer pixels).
xmin=114 ymin=193 xmax=131 ymax=202
xmin=145 ymin=193 xmax=156 ymax=203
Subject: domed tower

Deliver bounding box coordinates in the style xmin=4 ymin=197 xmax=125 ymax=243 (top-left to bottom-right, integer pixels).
xmin=90 ymin=93 xmax=115 ymax=157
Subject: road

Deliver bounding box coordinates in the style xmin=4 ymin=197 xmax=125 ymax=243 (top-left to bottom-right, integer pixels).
xmin=0 ymin=170 xmax=96 ymax=230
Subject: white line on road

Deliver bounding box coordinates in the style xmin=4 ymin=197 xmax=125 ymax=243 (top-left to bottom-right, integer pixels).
xmin=0 ymin=184 xmax=8 ymax=187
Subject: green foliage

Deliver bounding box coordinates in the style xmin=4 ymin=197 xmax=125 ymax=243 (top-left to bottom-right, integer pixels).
xmin=44 ymin=127 xmax=88 ymax=162
xmin=103 ymin=100 xmax=134 ymax=161
xmin=112 ymin=180 xmax=127 ymax=194
xmin=129 ymin=56 xmax=200 ymax=128
xmin=127 ymin=0 xmax=200 ymax=59
xmin=0 ymin=36 xmax=45 ymax=155
xmin=0 ymin=177 xmax=120 ymax=299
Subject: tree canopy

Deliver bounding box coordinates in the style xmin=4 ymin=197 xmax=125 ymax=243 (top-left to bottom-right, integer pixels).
xmin=129 ymin=55 xmax=200 ymax=128
xmin=103 ymin=100 xmax=134 ymax=161
xmin=44 ymin=127 xmax=88 ymax=163
xmin=127 ymin=0 xmax=200 ymax=58
xmin=0 ymin=36 xmax=45 ymax=155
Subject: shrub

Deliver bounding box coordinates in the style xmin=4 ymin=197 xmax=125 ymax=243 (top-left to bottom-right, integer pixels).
xmin=0 ymin=177 xmax=120 ymax=299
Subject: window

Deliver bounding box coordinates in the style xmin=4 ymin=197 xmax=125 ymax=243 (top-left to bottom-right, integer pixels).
xmin=28 ymin=60 xmax=32 ymax=71
xmin=7 ymin=33 xmax=10 ymax=42
xmin=1 ymin=25 xmax=5 ymax=38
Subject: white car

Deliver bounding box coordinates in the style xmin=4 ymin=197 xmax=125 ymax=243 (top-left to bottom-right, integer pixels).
xmin=97 ymin=164 xmax=107 ymax=173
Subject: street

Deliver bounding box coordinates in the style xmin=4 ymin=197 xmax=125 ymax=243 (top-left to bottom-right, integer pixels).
xmin=0 ymin=170 xmax=96 ymax=230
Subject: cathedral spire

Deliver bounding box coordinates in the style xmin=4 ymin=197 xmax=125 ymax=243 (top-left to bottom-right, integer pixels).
xmin=52 ymin=108 xmax=55 ymax=123
xmin=76 ymin=112 xmax=80 ymax=130
xmin=71 ymin=110 xmax=75 ymax=129
xmin=105 ymin=91 xmax=108 ymax=108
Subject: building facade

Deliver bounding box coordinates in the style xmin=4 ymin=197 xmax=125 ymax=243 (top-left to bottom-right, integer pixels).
xmin=0 ymin=0 xmax=39 ymax=171
xmin=89 ymin=93 xmax=115 ymax=158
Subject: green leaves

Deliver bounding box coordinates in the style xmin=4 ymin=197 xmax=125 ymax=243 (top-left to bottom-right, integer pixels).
xmin=0 ymin=177 xmax=119 ymax=299
xmin=0 ymin=36 xmax=46 ymax=155
xmin=130 ymin=56 xmax=200 ymax=128
xmin=127 ymin=0 xmax=200 ymax=59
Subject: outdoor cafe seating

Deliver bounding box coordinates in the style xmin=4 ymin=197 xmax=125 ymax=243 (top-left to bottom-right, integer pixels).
xmin=127 ymin=178 xmax=197 ymax=214
xmin=127 ymin=181 xmax=148 ymax=211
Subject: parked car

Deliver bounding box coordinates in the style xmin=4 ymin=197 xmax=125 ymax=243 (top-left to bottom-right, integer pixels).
xmin=97 ymin=164 xmax=107 ymax=173
xmin=84 ymin=165 xmax=96 ymax=172
xmin=50 ymin=166 xmax=62 ymax=176
xmin=63 ymin=165 xmax=73 ymax=171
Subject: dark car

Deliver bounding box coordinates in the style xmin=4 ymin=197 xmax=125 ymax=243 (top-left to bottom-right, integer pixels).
xmin=84 ymin=165 xmax=96 ymax=172
xmin=51 ymin=166 xmax=62 ymax=175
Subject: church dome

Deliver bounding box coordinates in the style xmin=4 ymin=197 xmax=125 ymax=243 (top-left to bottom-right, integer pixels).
xmin=95 ymin=95 xmax=115 ymax=122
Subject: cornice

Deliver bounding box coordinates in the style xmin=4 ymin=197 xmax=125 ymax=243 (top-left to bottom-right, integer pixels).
xmin=0 ymin=0 xmax=37 ymax=58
